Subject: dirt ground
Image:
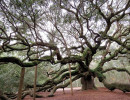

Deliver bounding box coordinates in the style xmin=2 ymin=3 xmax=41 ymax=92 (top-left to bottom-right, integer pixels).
xmin=24 ymin=87 xmax=130 ymax=100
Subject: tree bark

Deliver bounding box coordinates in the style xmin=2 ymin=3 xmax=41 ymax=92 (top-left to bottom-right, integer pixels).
xmin=81 ymin=75 xmax=96 ymax=90
xmin=17 ymin=67 xmax=25 ymax=100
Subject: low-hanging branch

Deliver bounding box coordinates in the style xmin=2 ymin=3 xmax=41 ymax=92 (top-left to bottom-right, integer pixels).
xmin=48 ymin=74 xmax=82 ymax=97
xmin=26 ymin=66 xmax=79 ymax=89
xmin=22 ymin=68 xmax=81 ymax=99
xmin=103 ymin=80 xmax=130 ymax=92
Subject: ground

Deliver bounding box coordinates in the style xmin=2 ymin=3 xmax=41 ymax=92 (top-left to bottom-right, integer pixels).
xmin=24 ymin=87 xmax=130 ymax=100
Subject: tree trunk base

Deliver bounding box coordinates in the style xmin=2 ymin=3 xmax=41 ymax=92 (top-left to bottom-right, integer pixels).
xmin=81 ymin=75 xmax=96 ymax=90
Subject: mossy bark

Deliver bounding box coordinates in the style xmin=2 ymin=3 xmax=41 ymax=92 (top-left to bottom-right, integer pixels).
xmin=81 ymin=75 xmax=96 ymax=90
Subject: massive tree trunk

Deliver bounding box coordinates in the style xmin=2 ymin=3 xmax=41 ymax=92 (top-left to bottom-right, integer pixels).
xmin=81 ymin=75 xmax=96 ymax=90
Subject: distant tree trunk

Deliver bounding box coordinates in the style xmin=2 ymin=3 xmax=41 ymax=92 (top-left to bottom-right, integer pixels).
xmin=81 ymin=75 xmax=96 ymax=90
xmin=17 ymin=68 xmax=25 ymax=100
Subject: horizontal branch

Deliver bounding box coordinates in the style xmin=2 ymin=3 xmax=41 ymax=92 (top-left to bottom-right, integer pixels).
xmin=104 ymin=35 xmax=129 ymax=50
xmin=102 ymin=67 xmax=130 ymax=75
xmin=0 ymin=57 xmax=41 ymax=67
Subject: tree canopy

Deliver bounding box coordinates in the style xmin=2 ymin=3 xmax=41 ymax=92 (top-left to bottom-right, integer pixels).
xmin=0 ymin=0 xmax=130 ymax=99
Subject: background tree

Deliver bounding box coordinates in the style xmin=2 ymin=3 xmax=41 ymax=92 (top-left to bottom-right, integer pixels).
xmin=0 ymin=0 xmax=130 ymax=98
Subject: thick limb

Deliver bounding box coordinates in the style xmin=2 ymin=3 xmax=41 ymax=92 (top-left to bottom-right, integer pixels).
xmin=48 ymin=74 xmax=81 ymax=97
xmin=102 ymin=80 xmax=130 ymax=92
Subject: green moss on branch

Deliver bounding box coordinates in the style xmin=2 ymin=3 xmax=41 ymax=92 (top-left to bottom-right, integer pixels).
xmin=48 ymin=74 xmax=81 ymax=97
xmin=102 ymin=67 xmax=130 ymax=75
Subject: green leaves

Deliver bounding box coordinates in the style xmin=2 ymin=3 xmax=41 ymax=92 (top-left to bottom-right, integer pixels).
xmin=0 ymin=64 xmax=20 ymax=93
xmin=0 ymin=62 xmax=49 ymax=93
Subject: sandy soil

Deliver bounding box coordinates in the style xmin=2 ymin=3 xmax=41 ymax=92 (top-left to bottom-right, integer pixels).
xmin=24 ymin=87 xmax=130 ymax=100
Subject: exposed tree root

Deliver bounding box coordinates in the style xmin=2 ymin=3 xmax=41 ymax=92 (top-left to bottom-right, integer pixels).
xmin=21 ymin=90 xmax=44 ymax=99
xmin=2 ymin=90 xmax=43 ymax=100
xmin=4 ymin=93 xmax=17 ymax=99
xmin=0 ymin=94 xmax=11 ymax=100
xmin=0 ymin=91 xmax=15 ymax=100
